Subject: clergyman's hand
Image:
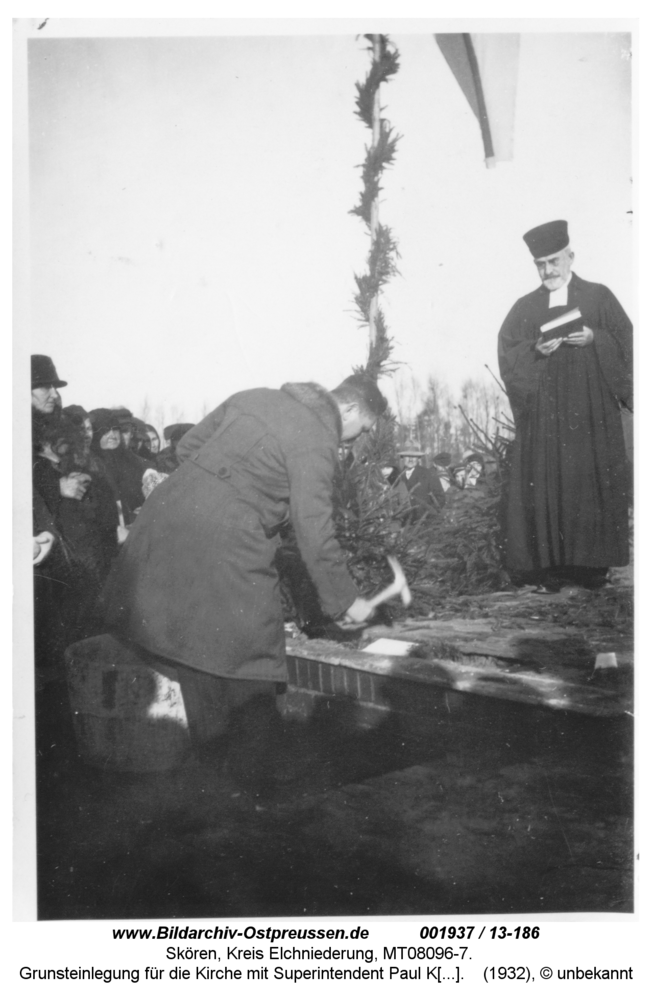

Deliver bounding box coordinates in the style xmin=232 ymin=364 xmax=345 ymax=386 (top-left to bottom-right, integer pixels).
xmin=565 ymin=326 xmax=594 ymax=347
xmin=535 ymin=336 xmax=563 ymax=356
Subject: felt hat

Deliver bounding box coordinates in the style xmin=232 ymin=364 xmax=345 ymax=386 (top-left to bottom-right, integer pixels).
xmin=89 ymin=408 xmax=121 ymax=439
xmin=31 ymin=354 xmax=67 ymax=389
xmin=398 ymin=440 xmax=425 ymax=457
xmin=433 ymin=451 xmax=452 ymax=466
xmin=164 ymin=422 xmax=195 ymax=444
xmin=131 ymin=417 xmax=149 ymax=441
xmin=112 ymin=406 xmax=136 ymax=429
xmin=522 ymin=220 xmax=569 ymax=259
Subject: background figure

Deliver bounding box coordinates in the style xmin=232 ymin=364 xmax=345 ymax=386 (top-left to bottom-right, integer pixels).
xmin=498 ymin=220 xmax=632 ymax=592
xmin=31 ymin=355 xmax=72 ymax=690
xmin=61 ymin=406 xmax=121 ymax=576
xmin=460 ymin=450 xmax=486 ymax=489
xmin=113 ymin=407 xmax=137 ymax=451
xmin=158 ymin=422 xmax=195 ymax=473
xmin=395 ymin=440 xmax=446 ymax=521
xmin=142 ymin=423 xmax=161 ymax=459
xmin=432 ymin=451 xmax=452 ymax=493
xmin=32 ymin=355 xmax=66 ymax=565
xmin=38 ymin=413 xmax=119 ymax=644
xmin=89 ymin=408 xmax=154 ymax=525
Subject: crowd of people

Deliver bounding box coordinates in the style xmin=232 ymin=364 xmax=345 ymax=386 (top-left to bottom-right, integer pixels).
xmin=32 ymin=360 xmax=475 ymax=709
xmin=31 ymin=353 xmax=197 ymax=700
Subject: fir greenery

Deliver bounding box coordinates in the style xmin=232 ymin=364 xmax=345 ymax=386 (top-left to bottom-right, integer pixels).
xmin=350 ymin=34 xmax=401 ymax=382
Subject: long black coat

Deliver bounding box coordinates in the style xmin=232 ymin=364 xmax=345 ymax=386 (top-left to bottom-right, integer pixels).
xmin=396 ymin=465 xmax=446 ymax=518
xmin=92 ymin=446 xmax=152 ymax=524
xmin=101 ymin=383 xmax=359 ymax=681
xmin=498 ymin=273 xmax=632 ymax=572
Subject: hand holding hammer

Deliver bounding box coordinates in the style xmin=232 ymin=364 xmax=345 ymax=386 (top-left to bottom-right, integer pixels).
xmin=342 ymin=555 xmax=412 ymax=625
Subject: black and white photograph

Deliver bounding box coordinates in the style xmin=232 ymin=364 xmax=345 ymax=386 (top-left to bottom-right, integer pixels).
xmin=15 ymin=17 xmax=637 ymax=934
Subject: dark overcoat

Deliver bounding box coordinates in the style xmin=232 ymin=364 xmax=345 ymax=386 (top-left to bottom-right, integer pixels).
xmin=498 ymin=273 xmax=632 ymax=573
xmin=93 ymin=446 xmax=153 ymax=524
xmin=396 ymin=465 xmax=446 ymax=516
xmin=101 ymin=383 xmax=359 ymax=681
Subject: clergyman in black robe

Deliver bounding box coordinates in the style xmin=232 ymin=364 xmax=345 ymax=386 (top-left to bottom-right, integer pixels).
xmin=498 ymin=220 xmax=632 ymax=590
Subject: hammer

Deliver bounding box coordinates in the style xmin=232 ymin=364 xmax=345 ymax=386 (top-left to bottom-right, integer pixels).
xmin=367 ymin=555 xmax=412 ymax=609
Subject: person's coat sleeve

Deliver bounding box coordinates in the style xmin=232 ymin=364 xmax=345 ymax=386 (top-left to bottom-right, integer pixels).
xmin=497 ymin=298 xmax=539 ymax=421
xmin=426 ymin=467 xmax=446 ymax=508
xmin=590 ymin=285 xmax=633 ymax=410
xmin=286 ymin=443 xmax=359 ymax=618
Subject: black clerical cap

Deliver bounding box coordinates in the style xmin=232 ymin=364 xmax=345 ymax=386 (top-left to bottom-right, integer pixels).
xmin=523 ymin=220 xmax=569 ymax=258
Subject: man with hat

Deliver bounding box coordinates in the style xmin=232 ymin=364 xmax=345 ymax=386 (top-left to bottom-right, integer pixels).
xmin=498 ymin=220 xmax=632 ymax=591
xmin=396 ymin=440 xmax=446 ymax=520
xmin=32 ymin=355 xmax=65 ymax=564
xmin=31 ymin=354 xmax=87 ymax=726
xmin=112 ymin=406 xmax=138 ymax=451
xmin=158 ymin=422 xmax=196 ymax=473
xmin=31 ymin=354 xmax=67 ymax=416
xmin=31 ymin=354 xmax=90 ymax=552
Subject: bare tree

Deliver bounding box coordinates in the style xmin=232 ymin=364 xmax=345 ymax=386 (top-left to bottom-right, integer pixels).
xmin=138 ymin=396 xmax=151 ymax=425
xmin=458 ymin=379 xmax=505 ymax=452
xmin=392 ymin=369 xmax=423 ymax=445
xmin=396 ymin=375 xmax=511 ymax=462
xmin=415 ymin=376 xmax=459 ymax=457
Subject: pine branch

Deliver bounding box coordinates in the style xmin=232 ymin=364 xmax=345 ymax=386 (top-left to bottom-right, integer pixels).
xmin=352 ymin=272 xmax=375 ymax=323
xmin=354 ymin=36 xmax=400 ymax=129
xmin=352 ymin=226 xmax=401 ymax=326
xmin=364 ymin=309 xmax=395 ymax=381
xmin=349 ymin=126 xmax=401 ymax=223
xmin=368 ymin=223 xmax=401 ymax=287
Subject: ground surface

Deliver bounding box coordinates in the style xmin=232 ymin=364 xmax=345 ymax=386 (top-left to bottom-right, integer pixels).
xmin=36 ymin=579 xmax=634 ymax=920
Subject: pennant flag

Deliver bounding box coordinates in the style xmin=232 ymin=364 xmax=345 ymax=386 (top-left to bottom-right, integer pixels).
xmin=435 ymin=33 xmax=520 ymax=167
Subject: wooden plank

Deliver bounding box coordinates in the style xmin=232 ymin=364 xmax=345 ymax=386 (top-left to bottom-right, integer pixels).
xmin=363 ymin=621 xmax=633 ymax=669
xmin=285 ymin=638 xmax=631 ymax=718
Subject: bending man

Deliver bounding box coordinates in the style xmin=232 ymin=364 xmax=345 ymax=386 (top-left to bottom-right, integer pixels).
xmin=101 ymin=375 xmax=384 ymax=716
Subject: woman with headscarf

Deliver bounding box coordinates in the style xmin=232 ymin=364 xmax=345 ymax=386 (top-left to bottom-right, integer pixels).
xmin=88 ymin=408 xmax=153 ymax=526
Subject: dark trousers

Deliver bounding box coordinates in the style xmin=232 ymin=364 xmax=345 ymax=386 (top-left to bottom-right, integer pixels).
xmin=144 ymin=653 xmax=284 ymax=789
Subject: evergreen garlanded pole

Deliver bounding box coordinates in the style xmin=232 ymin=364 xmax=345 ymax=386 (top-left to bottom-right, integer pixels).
xmin=350 ymin=34 xmax=401 ymax=381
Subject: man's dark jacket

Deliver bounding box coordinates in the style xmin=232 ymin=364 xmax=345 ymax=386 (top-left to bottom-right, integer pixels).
xmin=396 ymin=464 xmax=446 ymax=520
xmin=101 ymin=383 xmax=359 ymax=681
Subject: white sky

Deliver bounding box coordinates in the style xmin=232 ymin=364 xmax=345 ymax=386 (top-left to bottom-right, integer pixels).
xmin=22 ymin=23 xmax=632 ymax=427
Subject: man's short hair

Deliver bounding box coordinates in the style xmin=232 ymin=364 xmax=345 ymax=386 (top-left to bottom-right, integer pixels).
xmin=331 ymin=373 xmax=387 ymax=418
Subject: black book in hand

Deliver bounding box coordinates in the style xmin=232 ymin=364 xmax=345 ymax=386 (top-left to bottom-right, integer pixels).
xmin=540 ymin=307 xmax=583 ymax=341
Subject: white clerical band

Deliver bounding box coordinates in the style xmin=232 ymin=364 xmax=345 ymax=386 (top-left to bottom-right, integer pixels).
xmin=548 ymin=273 xmax=572 ymax=308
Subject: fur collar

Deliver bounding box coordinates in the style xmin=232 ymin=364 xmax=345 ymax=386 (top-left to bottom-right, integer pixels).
xmin=280 ymin=382 xmax=342 ymax=439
